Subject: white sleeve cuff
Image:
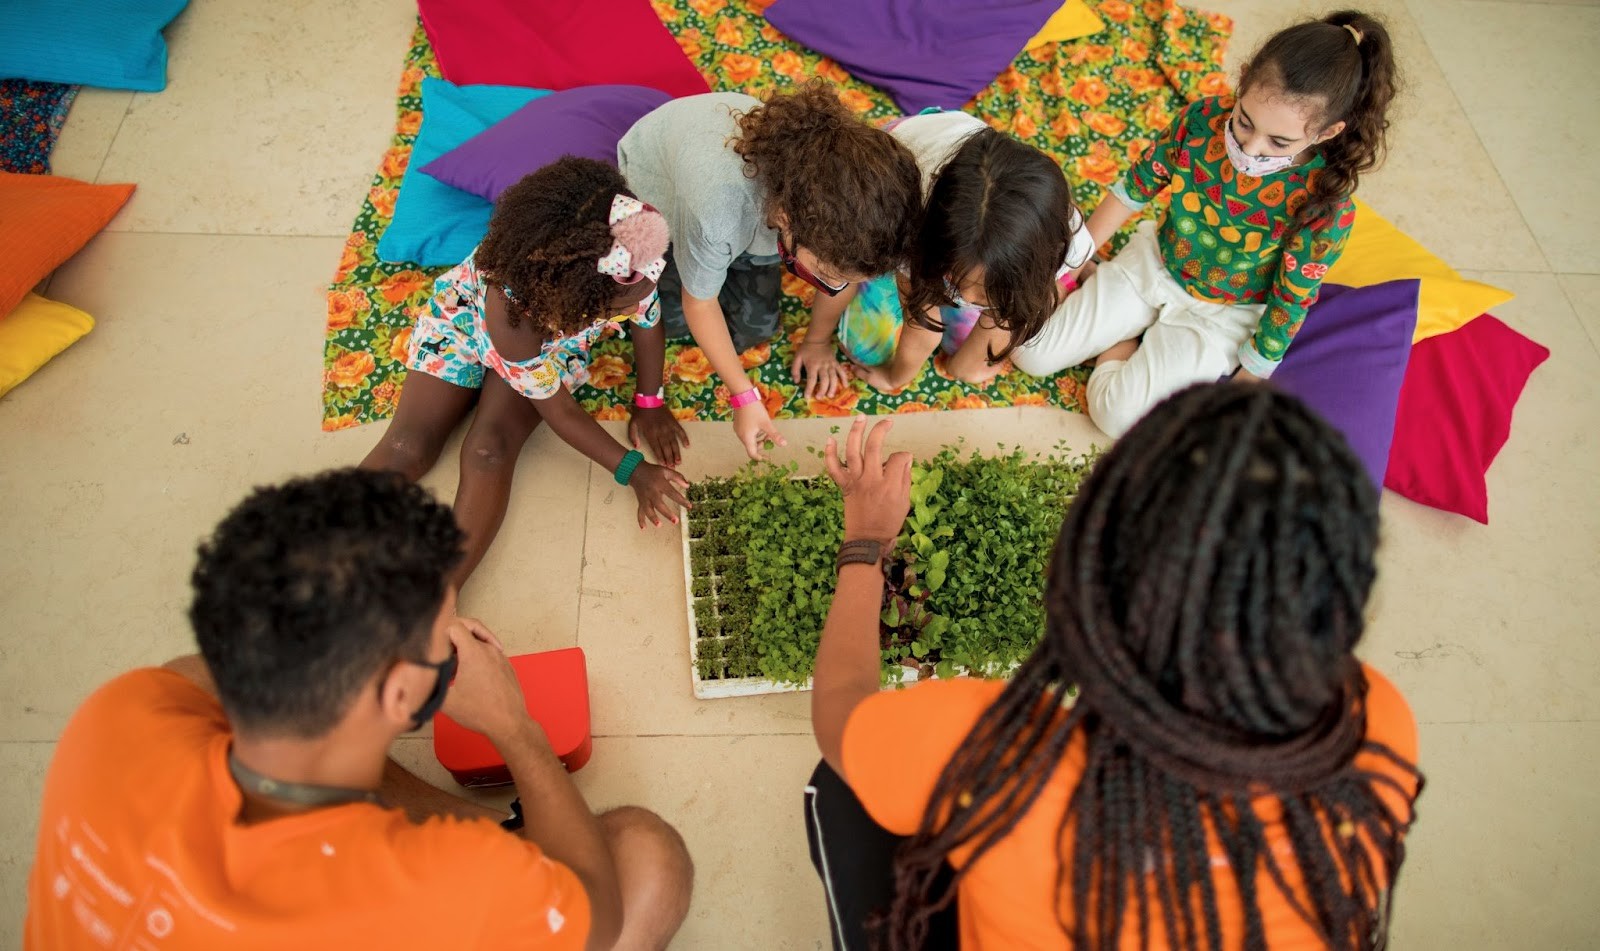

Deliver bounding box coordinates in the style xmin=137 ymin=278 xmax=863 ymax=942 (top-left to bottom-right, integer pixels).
xmin=1110 ymin=180 xmax=1149 ymax=212
xmin=1236 ymin=341 xmax=1280 ymax=378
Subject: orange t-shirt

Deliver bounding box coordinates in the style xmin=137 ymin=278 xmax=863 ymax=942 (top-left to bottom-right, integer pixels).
xmin=25 ymin=669 xmax=590 ymax=950
xmin=842 ymin=665 xmax=1419 ymax=950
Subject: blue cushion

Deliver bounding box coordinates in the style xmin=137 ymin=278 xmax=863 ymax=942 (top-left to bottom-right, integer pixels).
xmin=421 ymin=84 xmax=671 ymax=202
xmin=377 ymin=78 xmax=550 ymax=267
xmin=0 ymin=0 xmax=190 ymax=91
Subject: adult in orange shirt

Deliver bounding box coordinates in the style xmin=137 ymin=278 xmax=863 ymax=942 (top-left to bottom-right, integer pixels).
xmin=807 ymin=384 xmax=1423 ymax=950
xmin=26 ymin=469 xmax=692 ymax=950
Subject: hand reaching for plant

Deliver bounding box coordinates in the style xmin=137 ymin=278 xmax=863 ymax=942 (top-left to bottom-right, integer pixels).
xmin=628 ymin=405 xmax=690 ymax=467
xmin=633 ymin=462 xmax=692 ymax=529
xmin=733 ymin=400 xmax=787 ymax=461
xmin=825 ymin=416 xmax=912 ymax=547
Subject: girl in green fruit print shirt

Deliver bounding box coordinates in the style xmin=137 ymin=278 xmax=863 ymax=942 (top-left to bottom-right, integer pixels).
xmin=1013 ymin=10 xmax=1399 ymax=438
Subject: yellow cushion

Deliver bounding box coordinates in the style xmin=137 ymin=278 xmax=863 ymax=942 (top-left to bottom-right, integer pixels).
xmin=0 ymin=293 xmax=95 ymax=397
xmin=1327 ymin=198 xmax=1513 ymax=342
xmin=1025 ymin=0 xmax=1105 ymax=49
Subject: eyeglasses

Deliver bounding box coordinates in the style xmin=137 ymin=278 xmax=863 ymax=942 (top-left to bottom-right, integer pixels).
xmin=943 ymin=276 xmax=989 ymax=313
xmin=777 ymin=234 xmax=849 ymax=297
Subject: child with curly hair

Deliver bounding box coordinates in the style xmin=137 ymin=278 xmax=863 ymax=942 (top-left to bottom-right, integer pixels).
xmin=1013 ymin=10 xmax=1398 ymax=438
xmin=619 ymin=81 xmax=922 ymax=459
xmin=363 ymin=157 xmax=691 ymax=589
xmin=793 ymin=111 xmax=1096 ymax=395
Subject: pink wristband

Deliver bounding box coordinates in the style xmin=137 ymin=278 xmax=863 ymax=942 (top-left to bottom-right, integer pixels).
xmin=729 ymin=387 xmax=761 ymax=409
xmin=633 ymin=388 xmax=665 ymax=409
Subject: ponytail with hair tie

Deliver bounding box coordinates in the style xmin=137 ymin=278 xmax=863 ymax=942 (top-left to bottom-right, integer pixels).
xmin=1240 ymin=9 xmax=1399 ymax=238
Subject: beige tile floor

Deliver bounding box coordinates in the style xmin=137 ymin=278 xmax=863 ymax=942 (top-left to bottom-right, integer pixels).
xmin=4 ymin=0 xmax=1599 ymax=946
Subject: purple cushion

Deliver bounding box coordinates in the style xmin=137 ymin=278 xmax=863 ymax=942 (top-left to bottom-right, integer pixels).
xmin=764 ymin=0 xmax=1059 ymax=113
xmin=421 ymin=84 xmax=672 ymax=202
xmin=1270 ymin=280 xmax=1420 ymax=488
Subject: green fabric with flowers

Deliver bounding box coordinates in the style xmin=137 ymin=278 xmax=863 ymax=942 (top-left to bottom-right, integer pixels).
xmin=321 ymin=0 xmax=1233 ymax=431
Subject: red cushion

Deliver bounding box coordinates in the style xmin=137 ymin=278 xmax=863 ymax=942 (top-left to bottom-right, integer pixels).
xmin=433 ymin=647 xmax=592 ymax=787
xmin=417 ymin=0 xmax=709 ymax=99
xmin=1384 ymin=315 xmax=1549 ymax=523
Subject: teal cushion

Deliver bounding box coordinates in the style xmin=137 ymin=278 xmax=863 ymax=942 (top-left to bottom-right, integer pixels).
xmin=0 ymin=0 xmax=190 ymax=91
xmin=377 ymin=78 xmax=550 ymax=267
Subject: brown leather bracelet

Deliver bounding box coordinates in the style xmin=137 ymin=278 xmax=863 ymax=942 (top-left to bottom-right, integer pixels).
xmin=837 ymin=539 xmax=885 ymax=571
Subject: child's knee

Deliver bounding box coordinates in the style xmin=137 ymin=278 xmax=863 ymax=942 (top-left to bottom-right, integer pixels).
xmin=459 ymin=428 xmax=526 ymax=472
xmin=1009 ymin=340 xmax=1054 ymax=378
xmin=1085 ymin=363 xmax=1145 ymax=439
xmin=373 ymin=429 xmax=443 ymax=482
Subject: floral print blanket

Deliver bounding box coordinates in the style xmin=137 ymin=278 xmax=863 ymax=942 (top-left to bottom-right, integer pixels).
xmin=322 ymin=0 xmax=1232 ymax=430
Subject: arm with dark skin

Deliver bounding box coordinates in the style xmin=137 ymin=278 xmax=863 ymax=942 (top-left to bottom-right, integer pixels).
xmin=811 ymin=418 xmax=913 ymax=773
xmin=625 ymin=319 xmax=690 ymax=468
xmin=487 ymin=287 xmax=690 ymax=529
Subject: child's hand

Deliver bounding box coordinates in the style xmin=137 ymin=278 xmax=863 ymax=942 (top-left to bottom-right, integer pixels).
xmin=632 ymin=463 xmax=692 ymax=529
xmin=628 ymin=406 xmax=690 ymax=467
xmin=792 ymin=339 xmax=847 ymax=399
xmin=733 ymin=402 xmax=787 ymax=461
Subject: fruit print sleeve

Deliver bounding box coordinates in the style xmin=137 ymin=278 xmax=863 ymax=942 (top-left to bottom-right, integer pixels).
xmin=1239 ymin=201 xmax=1355 ymax=376
xmin=1108 ymin=100 xmax=1200 ymax=211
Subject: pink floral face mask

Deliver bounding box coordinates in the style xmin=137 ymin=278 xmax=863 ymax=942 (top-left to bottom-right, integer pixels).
xmin=1224 ymin=117 xmax=1300 ymax=177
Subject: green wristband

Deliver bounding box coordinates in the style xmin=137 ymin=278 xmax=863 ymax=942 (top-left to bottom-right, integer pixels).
xmin=613 ymin=449 xmax=645 ymax=487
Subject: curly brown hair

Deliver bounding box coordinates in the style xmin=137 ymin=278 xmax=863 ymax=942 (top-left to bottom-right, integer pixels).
xmin=1241 ymin=10 xmax=1399 ymax=238
xmin=476 ymin=157 xmax=634 ymax=337
xmin=729 ymin=80 xmax=921 ymax=278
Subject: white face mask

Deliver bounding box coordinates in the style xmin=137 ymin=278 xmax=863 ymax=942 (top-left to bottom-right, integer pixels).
xmin=1224 ymin=117 xmax=1301 ymax=177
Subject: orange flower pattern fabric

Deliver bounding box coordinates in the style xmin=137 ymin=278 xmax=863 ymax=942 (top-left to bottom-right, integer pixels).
xmin=1114 ymin=95 xmax=1355 ymax=370
xmin=322 ymin=3 xmax=1231 ymax=430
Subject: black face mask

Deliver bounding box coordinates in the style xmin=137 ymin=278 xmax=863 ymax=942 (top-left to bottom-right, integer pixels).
xmin=405 ymin=649 xmax=457 ymax=732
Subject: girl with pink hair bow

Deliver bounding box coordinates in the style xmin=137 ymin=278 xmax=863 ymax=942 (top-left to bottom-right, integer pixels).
xmin=363 ymin=157 xmax=690 ymax=590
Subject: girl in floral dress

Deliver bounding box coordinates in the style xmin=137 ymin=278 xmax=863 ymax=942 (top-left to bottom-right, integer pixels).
xmin=363 ymin=157 xmax=691 ymax=588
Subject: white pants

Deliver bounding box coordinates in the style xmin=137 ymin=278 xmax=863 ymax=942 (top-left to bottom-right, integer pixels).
xmin=1013 ymin=222 xmax=1265 ymax=437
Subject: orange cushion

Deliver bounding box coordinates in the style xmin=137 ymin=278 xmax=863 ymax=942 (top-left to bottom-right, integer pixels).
xmin=0 ymin=172 xmax=134 ymax=319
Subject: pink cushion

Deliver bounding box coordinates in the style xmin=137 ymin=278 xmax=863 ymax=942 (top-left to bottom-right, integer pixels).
xmin=417 ymin=0 xmax=709 ymax=99
xmin=1384 ymin=315 xmax=1550 ymax=524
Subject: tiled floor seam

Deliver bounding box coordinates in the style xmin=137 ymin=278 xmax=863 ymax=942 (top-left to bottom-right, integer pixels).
xmin=1554 ymin=277 xmax=1600 ymax=358
xmin=91 ymin=94 xmax=135 ymax=186
xmin=1400 ymin=0 xmax=1556 ymax=273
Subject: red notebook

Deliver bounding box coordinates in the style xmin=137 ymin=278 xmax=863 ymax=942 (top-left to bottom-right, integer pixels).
xmin=433 ymin=647 xmax=593 ymax=787
xmin=419 ymin=0 xmax=709 ymax=99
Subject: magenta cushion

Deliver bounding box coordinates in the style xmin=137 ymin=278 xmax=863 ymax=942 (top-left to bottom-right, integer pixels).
xmin=421 ymin=85 xmax=672 ymax=202
xmin=417 ymin=0 xmax=708 ymax=99
xmin=1383 ymin=314 xmax=1549 ymax=524
xmin=1270 ymin=280 xmax=1419 ymax=489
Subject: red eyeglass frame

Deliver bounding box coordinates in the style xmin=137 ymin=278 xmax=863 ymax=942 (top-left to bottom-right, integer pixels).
xmin=777 ymin=234 xmax=848 ymax=297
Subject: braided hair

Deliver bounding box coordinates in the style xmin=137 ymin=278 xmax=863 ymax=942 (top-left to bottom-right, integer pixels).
xmin=476 ymin=156 xmax=635 ymax=337
xmin=884 ymin=383 xmax=1423 ymax=950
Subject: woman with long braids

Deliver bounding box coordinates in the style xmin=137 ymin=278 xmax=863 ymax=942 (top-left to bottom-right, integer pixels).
xmin=806 ymin=383 xmax=1423 ymax=950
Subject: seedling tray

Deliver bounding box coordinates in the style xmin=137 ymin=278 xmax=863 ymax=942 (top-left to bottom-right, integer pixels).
xmin=682 ymin=447 xmax=1098 ymax=701
xmin=682 ymin=502 xmax=918 ymax=699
